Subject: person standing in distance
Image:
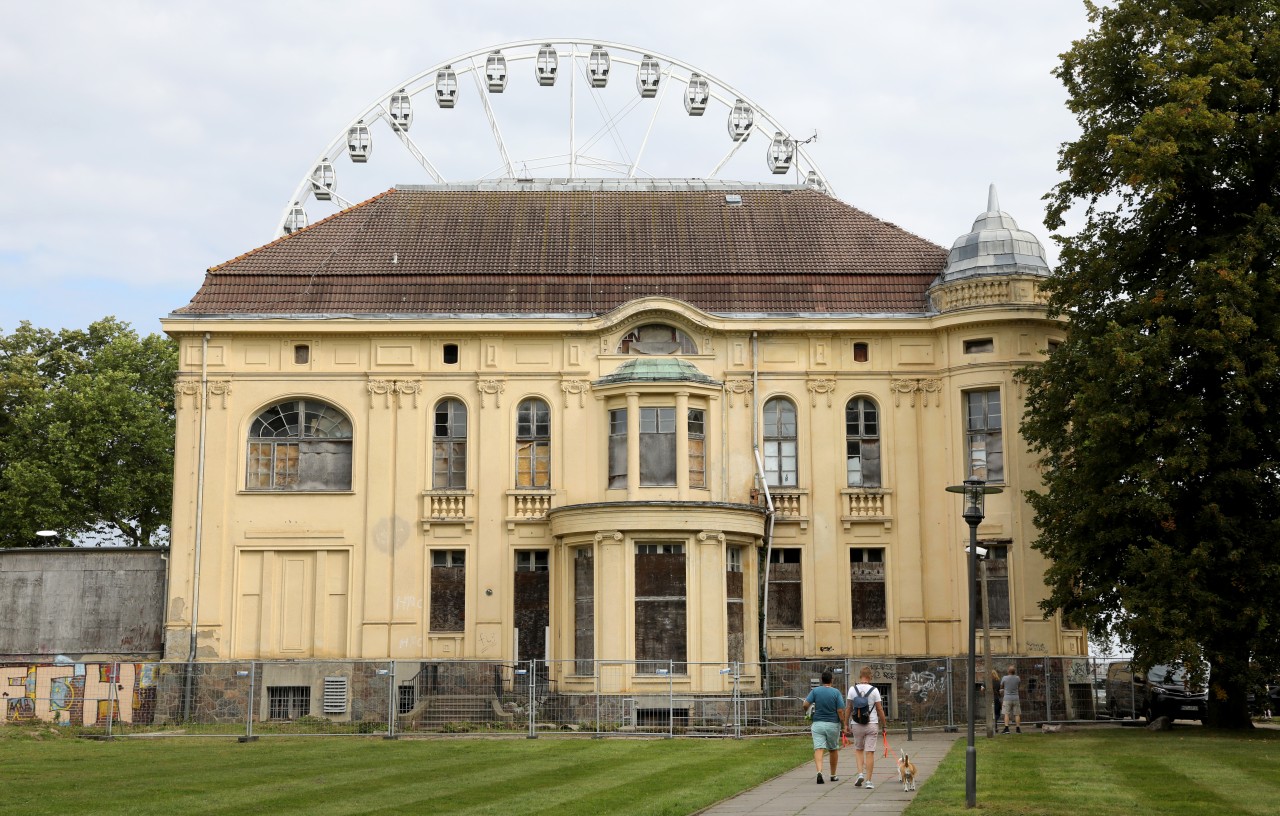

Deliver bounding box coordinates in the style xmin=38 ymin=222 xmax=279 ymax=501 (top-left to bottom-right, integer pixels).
xmin=802 ymin=669 xmax=847 ymax=784
xmin=1000 ymin=664 xmax=1022 ymax=733
xmin=846 ymin=666 xmax=887 ymax=789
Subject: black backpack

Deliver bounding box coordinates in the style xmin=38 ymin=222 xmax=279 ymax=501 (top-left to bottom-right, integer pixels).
xmin=850 ymin=684 xmax=872 ymax=725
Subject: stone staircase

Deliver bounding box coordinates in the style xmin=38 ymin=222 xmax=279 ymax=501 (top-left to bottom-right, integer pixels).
xmin=398 ymin=694 xmax=514 ymax=730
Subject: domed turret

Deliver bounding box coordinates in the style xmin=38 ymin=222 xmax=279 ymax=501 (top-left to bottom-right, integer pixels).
xmin=939 ymin=184 xmax=1050 ymax=282
xmin=929 ymin=184 xmax=1051 ymax=312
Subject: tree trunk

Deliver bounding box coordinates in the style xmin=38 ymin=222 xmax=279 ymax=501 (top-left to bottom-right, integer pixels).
xmin=1205 ymin=653 xmax=1254 ymax=730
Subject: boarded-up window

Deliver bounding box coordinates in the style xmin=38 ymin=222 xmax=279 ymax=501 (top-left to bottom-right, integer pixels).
xmin=635 ymin=544 xmax=686 ymax=673
xmin=608 ymin=409 xmax=627 ymax=489
xmin=767 ymin=548 xmax=802 ymax=630
xmin=247 ymin=399 xmax=353 ymax=491
xmin=688 ymin=409 xmax=706 ymax=488
xmin=965 ymin=390 xmax=1003 ymax=482
xmin=850 ymin=548 xmax=886 ymax=629
xmin=433 ymin=399 xmax=468 ymax=489
xmin=430 ymin=550 xmax=465 ymax=632
xmin=976 ymin=543 xmax=1011 ymax=629
xmin=853 ymin=342 xmax=869 ymax=363
xmin=514 ymin=550 xmax=549 ymax=661
xmin=845 ymin=398 xmax=881 ymax=488
xmin=515 ymin=399 xmax=551 ymax=488
xmin=727 ymin=546 xmax=744 ymax=664
xmin=639 ymin=407 xmax=677 ymax=486
xmin=574 ymin=548 xmax=595 ymax=674
xmin=763 ymin=398 xmax=798 ymax=487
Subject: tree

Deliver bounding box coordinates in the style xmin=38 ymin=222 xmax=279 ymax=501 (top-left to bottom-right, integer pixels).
xmin=0 ymin=318 xmax=177 ymax=547
xmin=1022 ymin=0 xmax=1280 ymax=729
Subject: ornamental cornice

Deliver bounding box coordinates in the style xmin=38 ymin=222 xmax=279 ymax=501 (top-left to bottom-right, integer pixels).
xmin=930 ymin=275 xmax=1050 ymax=313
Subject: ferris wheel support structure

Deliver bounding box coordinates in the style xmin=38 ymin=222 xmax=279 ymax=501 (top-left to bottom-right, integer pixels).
xmin=276 ymin=38 xmax=834 ymax=237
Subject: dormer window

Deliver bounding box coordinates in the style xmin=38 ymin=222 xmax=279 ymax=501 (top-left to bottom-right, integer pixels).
xmin=617 ymin=324 xmax=698 ymax=355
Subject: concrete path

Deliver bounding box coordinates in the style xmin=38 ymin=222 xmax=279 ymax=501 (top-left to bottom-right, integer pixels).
xmin=700 ymin=729 xmax=960 ymax=815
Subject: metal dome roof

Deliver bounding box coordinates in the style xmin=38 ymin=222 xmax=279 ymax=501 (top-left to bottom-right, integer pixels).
xmin=938 ymin=184 xmax=1050 ymax=282
xmin=594 ymin=358 xmax=720 ymax=386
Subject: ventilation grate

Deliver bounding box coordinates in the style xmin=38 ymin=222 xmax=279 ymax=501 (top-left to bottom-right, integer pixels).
xmin=322 ymin=676 xmax=348 ymax=715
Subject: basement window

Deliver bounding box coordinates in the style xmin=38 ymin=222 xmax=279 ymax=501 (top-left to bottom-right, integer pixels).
xmin=268 ymin=686 xmax=311 ymax=720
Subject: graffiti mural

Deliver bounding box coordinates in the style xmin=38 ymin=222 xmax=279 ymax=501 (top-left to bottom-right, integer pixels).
xmin=1 ymin=662 xmax=158 ymax=726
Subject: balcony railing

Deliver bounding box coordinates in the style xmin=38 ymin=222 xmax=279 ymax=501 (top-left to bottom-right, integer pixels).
xmin=841 ymin=488 xmax=893 ymax=529
xmin=421 ymin=491 xmax=473 ymax=529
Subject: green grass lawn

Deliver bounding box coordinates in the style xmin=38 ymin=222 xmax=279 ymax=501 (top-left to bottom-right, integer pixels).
xmin=0 ymin=728 xmax=807 ymax=815
xmin=6 ymin=725 xmax=1280 ymax=815
xmin=907 ymin=726 xmax=1280 ymax=815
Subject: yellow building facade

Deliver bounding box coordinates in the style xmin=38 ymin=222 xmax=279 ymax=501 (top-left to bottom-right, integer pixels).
xmin=162 ymin=180 xmax=1083 ymax=694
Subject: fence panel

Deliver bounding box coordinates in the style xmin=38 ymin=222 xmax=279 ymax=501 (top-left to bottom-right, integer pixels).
xmin=1 ymin=655 xmax=1113 ymax=738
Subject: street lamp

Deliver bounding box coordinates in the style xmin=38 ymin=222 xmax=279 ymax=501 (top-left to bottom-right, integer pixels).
xmin=946 ymin=478 xmax=1002 ymax=809
xmin=36 ymin=530 xmax=59 ymax=546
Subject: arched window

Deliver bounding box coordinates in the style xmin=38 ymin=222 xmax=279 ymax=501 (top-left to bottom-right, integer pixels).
xmin=762 ymin=397 xmax=797 ymax=487
xmin=433 ymin=399 xmax=468 ymax=489
xmin=515 ymin=398 xmax=551 ymax=488
xmin=845 ymin=397 xmax=881 ymax=488
xmin=247 ymin=399 xmax=353 ymax=491
xmin=617 ymin=323 xmax=698 ymax=355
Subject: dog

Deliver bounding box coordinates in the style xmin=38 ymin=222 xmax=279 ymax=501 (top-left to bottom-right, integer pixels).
xmin=896 ymin=751 xmax=917 ymax=792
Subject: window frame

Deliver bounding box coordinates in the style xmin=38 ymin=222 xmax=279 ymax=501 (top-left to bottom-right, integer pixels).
xmin=515 ymin=398 xmax=551 ymax=489
xmin=845 ymin=397 xmax=881 ymax=488
xmin=245 ymin=399 xmax=353 ymax=492
xmin=762 ymin=397 xmax=798 ymax=487
xmin=433 ymin=398 xmax=468 ymax=489
xmin=964 ymin=389 xmax=1004 ymax=482
xmin=850 ymin=547 xmax=887 ymax=630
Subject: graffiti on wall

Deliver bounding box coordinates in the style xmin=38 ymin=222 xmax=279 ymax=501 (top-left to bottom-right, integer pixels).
xmin=1 ymin=662 xmax=157 ymax=726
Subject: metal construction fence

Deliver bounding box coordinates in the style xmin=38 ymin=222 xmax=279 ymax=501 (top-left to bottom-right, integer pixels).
xmin=0 ymin=655 xmax=1120 ymax=739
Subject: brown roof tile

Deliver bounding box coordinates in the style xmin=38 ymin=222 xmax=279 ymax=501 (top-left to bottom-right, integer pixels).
xmin=176 ymin=184 xmax=947 ymax=315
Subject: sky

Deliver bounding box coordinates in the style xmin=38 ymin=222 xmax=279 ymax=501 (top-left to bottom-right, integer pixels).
xmin=0 ymin=0 xmax=1094 ymax=337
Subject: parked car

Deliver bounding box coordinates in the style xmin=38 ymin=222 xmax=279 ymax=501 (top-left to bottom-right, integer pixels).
xmin=1105 ymin=661 xmax=1207 ymax=722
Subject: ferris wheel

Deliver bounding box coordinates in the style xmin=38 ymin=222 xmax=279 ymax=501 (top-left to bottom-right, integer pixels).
xmin=277 ymin=39 xmax=834 ymax=236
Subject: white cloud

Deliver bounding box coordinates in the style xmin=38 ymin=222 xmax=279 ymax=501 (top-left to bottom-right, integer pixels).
xmin=0 ymin=0 xmax=1092 ymax=335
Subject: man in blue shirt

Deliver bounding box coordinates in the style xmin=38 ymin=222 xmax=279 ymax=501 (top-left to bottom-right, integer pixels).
xmin=803 ymin=669 xmax=847 ymax=784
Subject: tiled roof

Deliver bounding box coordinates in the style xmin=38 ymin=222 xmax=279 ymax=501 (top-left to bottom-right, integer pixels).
xmin=175 ymin=183 xmax=947 ymax=316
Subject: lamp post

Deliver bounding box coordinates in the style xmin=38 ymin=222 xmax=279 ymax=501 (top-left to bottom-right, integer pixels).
xmin=946 ymin=478 xmax=1002 ymax=809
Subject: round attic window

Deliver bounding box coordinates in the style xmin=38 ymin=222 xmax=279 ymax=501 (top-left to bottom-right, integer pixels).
xmin=617 ymin=324 xmax=698 ymax=355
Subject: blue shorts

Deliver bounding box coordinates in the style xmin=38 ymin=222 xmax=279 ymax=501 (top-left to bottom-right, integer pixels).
xmin=811 ymin=721 xmax=842 ymax=751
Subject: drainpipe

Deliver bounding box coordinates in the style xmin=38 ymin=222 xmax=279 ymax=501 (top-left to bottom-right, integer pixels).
xmin=183 ymin=332 xmax=210 ymax=717
xmin=751 ymin=332 xmax=776 ymax=673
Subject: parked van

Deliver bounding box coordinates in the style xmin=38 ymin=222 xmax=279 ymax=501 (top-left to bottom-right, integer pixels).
xmin=1106 ymin=661 xmax=1207 ymax=722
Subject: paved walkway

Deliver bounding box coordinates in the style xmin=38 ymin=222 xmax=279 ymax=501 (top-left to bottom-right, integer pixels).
xmin=700 ymin=729 xmax=960 ymax=815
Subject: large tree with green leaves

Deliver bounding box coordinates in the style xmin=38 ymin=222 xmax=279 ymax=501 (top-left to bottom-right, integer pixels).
xmin=0 ymin=318 xmax=177 ymax=547
xmin=1022 ymin=0 xmax=1280 ymax=728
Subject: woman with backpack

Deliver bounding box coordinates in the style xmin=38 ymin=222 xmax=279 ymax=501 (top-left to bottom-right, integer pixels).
xmin=846 ymin=666 xmax=887 ymax=789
